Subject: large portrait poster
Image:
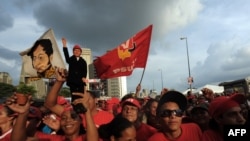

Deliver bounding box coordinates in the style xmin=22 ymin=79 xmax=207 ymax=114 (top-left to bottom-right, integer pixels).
xmin=19 ymin=28 xmax=66 ymax=80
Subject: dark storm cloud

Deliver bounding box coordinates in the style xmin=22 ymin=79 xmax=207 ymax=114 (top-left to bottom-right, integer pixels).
xmin=0 ymin=46 xmax=22 ymax=85
xmin=0 ymin=46 xmax=20 ymax=60
xmin=32 ymin=1 xmax=162 ymax=54
xmin=0 ymin=5 xmax=14 ymax=31
xmin=30 ymin=0 xmax=198 ymax=56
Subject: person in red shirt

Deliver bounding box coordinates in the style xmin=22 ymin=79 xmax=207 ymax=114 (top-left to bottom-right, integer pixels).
xmin=6 ymin=95 xmax=97 ymax=141
xmin=98 ymin=116 xmax=136 ymax=141
xmin=120 ymin=97 xmax=157 ymax=141
xmin=201 ymin=94 xmax=246 ymax=141
xmin=0 ymin=104 xmax=15 ymax=141
xmin=13 ymin=67 xmax=98 ymax=141
xmin=190 ymin=102 xmax=211 ymax=132
xmin=80 ymin=90 xmax=114 ymax=128
xmin=148 ymin=90 xmax=202 ymax=141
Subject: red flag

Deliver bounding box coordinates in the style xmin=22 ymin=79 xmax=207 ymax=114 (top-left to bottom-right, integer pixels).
xmin=94 ymin=25 xmax=153 ymax=79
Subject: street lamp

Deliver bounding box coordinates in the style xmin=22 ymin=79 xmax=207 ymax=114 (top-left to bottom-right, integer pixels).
xmin=158 ymin=69 xmax=163 ymax=90
xmin=180 ymin=37 xmax=193 ymax=92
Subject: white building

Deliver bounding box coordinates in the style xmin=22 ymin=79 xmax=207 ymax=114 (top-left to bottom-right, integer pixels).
xmin=0 ymin=72 xmax=12 ymax=84
xmin=107 ymin=76 xmax=127 ymax=98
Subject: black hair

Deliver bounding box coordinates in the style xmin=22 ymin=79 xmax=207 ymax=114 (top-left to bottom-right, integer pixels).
xmin=27 ymin=39 xmax=53 ymax=58
xmin=120 ymin=93 xmax=134 ymax=103
xmin=57 ymin=110 xmax=86 ymax=135
xmin=98 ymin=116 xmax=134 ymax=140
xmin=3 ymin=105 xmax=15 ymax=116
xmin=87 ymin=90 xmax=100 ymax=99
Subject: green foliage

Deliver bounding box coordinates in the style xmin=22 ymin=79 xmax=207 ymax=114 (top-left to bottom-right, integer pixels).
xmin=0 ymin=82 xmax=16 ymax=98
xmin=59 ymin=87 xmax=71 ymax=97
xmin=15 ymin=82 xmax=37 ymax=96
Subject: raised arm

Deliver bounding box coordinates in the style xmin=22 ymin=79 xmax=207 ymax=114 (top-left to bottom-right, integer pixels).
xmin=72 ymin=92 xmax=99 ymax=141
xmin=44 ymin=67 xmax=68 ymax=116
xmin=62 ymin=37 xmax=70 ymax=63
xmin=135 ymin=83 xmax=141 ymax=98
xmin=6 ymin=95 xmax=32 ymax=141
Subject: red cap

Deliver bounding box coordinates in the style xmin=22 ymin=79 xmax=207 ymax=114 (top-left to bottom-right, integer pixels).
xmin=57 ymin=96 xmax=68 ymax=105
xmin=73 ymin=44 xmax=82 ymax=52
xmin=107 ymin=97 xmax=120 ymax=104
xmin=208 ymin=94 xmax=245 ymax=118
xmin=122 ymin=98 xmax=141 ymax=109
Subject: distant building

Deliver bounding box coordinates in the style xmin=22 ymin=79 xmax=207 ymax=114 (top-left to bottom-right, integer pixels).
xmin=106 ymin=76 xmax=127 ymax=98
xmin=81 ymin=48 xmax=93 ymax=90
xmin=19 ymin=62 xmax=47 ymax=99
xmin=0 ymin=72 xmax=12 ymax=84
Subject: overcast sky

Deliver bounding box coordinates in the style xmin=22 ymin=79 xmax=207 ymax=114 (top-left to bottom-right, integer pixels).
xmin=1 ymin=0 xmax=250 ymax=94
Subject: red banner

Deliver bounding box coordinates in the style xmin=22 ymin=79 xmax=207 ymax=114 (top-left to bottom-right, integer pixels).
xmin=94 ymin=25 xmax=153 ymax=79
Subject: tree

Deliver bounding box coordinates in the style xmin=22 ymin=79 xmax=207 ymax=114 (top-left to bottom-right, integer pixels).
xmin=0 ymin=82 xmax=16 ymax=98
xmin=15 ymin=82 xmax=37 ymax=97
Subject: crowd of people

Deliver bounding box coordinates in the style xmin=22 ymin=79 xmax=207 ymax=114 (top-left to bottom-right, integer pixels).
xmin=1 ymin=39 xmax=250 ymax=141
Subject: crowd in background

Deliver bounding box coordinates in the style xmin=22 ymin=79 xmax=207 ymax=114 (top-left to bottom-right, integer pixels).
xmin=1 ymin=22 xmax=249 ymax=141
xmin=1 ymin=68 xmax=250 ymax=141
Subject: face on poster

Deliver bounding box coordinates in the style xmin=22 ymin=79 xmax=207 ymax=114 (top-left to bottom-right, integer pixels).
xmin=20 ymin=29 xmax=66 ymax=79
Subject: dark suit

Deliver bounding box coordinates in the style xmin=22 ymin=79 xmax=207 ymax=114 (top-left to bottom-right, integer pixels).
xmin=63 ymin=47 xmax=87 ymax=94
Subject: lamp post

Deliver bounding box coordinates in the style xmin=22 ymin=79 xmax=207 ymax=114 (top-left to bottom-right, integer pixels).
xmin=158 ymin=69 xmax=163 ymax=90
xmin=180 ymin=37 xmax=193 ymax=92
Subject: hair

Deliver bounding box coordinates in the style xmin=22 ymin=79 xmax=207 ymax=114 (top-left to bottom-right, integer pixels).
xmin=144 ymin=99 xmax=158 ymax=113
xmin=87 ymin=90 xmax=100 ymax=99
xmin=120 ymin=93 xmax=134 ymax=103
xmin=27 ymin=39 xmax=53 ymax=58
xmin=3 ymin=105 xmax=15 ymax=117
xmin=56 ymin=110 xmax=86 ymax=135
xmin=98 ymin=116 xmax=134 ymax=140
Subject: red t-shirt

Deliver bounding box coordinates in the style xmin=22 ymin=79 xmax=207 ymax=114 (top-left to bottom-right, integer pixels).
xmin=136 ymin=123 xmax=157 ymax=141
xmin=201 ymin=129 xmax=223 ymax=141
xmin=0 ymin=129 xmax=12 ymax=141
xmin=148 ymin=123 xmax=202 ymax=141
xmin=36 ymin=131 xmax=86 ymax=141
xmin=81 ymin=109 xmax=114 ymax=128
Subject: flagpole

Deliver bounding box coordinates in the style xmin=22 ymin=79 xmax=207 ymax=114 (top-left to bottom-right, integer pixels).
xmin=139 ymin=68 xmax=146 ymax=84
xmin=134 ymin=68 xmax=145 ymax=98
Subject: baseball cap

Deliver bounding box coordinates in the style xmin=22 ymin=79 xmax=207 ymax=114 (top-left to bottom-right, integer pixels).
xmin=57 ymin=96 xmax=68 ymax=105
xmin=73 ymin=44 xmax=82 ymax=52
xmin=157 ymin=90 xmax=187 ymax=115
xmin=122 ymin=98 xmax=141 ymax=109
xmin=208 ymin=94 xmax=245 ymax=118
xmin=190 ymin=102 xmax=209 ymax=114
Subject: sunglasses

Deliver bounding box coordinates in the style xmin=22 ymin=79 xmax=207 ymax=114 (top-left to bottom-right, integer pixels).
xmin=159 ymin=109 xmax=183 ymax=118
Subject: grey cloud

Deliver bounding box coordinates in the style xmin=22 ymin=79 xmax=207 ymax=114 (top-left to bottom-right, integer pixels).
xmin=192 ymin=40 xmax=250 ymax=89
xmin=0 ymin=6 xmax=14 ymax=31
xmin=29 ymin=0 xmax=202 ymax=56
xmin=0 ymin=46 xmax=22 ymax=85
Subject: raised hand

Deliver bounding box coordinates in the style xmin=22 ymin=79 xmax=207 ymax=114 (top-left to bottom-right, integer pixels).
xmin=72 ymin=91 xmax=90 ymax=110
xmin=42 ymin=114 xmax=60 ymax=132
xmin=55 ymin=67 xmax=67 ymax=82
xmin=5 ymin=94 xmax=32 ymax=114
xmin=62 ymin=37 xmax=67 ymax=47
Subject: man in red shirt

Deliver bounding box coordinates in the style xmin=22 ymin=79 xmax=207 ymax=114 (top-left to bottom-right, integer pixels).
xmin=202 ymin=94 xmax=246 ymax=141
xmin=121 ymin=97 xmax=157 ymax=141
xmin=81 ymin=90 xmax=114 ymax=128
xmin=148 ymin=90 xmax=202 ymax=141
